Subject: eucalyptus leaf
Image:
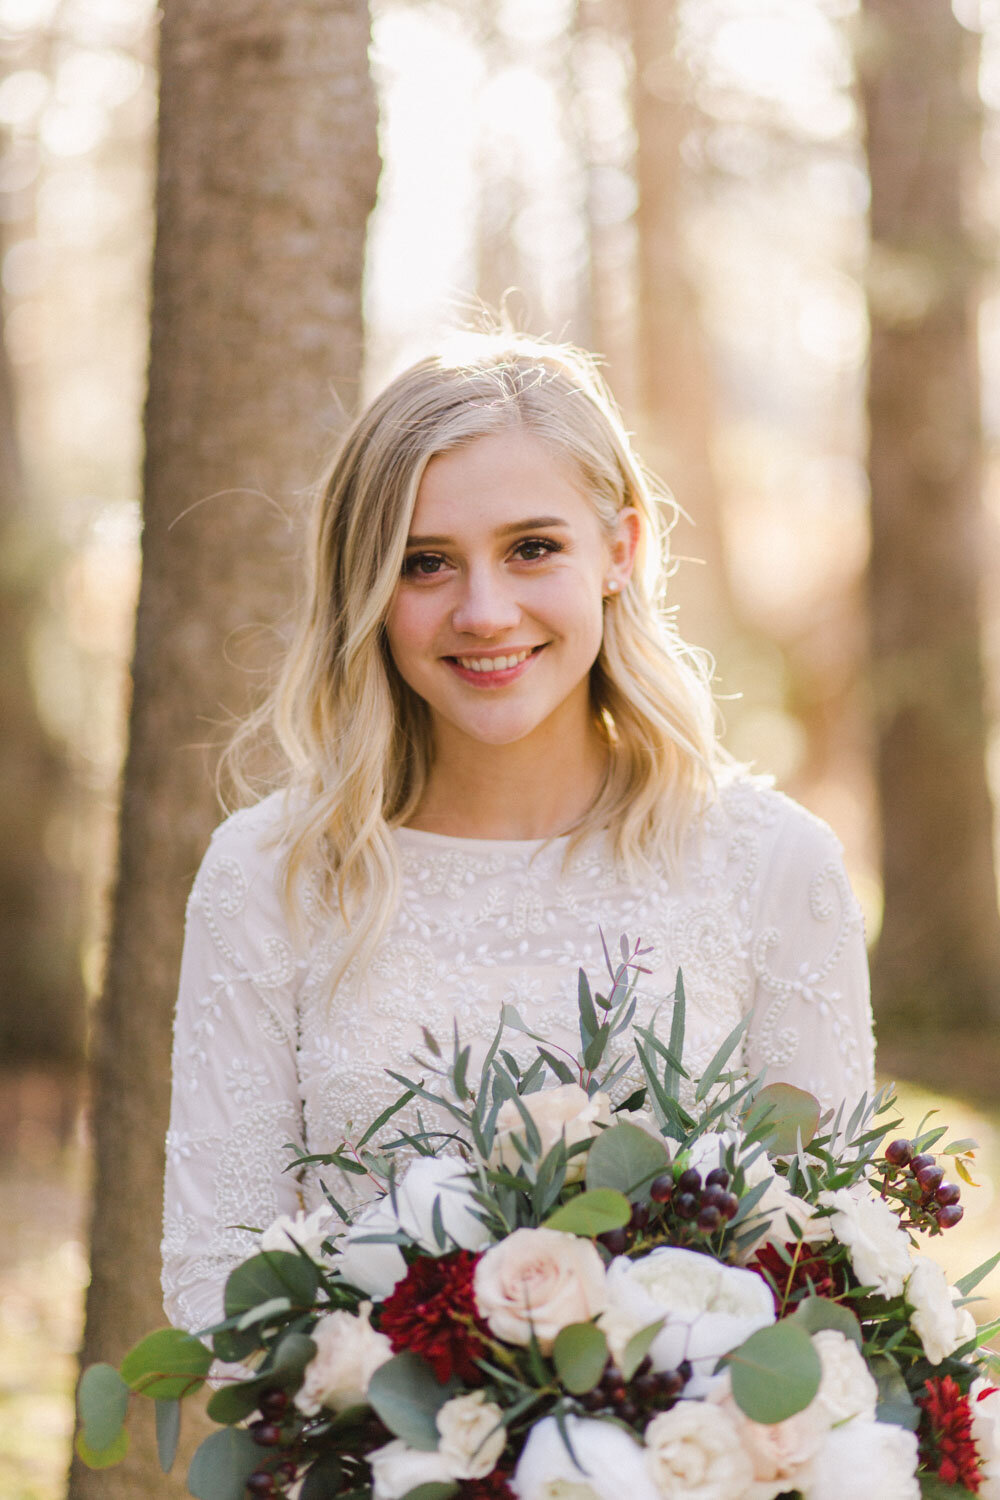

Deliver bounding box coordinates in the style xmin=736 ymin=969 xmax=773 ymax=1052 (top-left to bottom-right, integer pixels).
xmin=585 ymin=1121 xmax=669 ymax=1201
xmin=401 ymin=1486 xmax=460 ymax=1500
xmin=155 ymin=1398 xmax=181 ymax=1473
xmin=119 ymin=1327 xmax=213 ymax=1401
xmin=367 ymin=1352 xmax=455 ymax=1451
xmin=543 ymin=1188 xmax=631 ymax=1236
xmin=300 ymin=1453 xmax=344 ymax=1500
xmin=77 ymin=1362 xmax=129 ymax=1452
xmin=621 ymin=1319 xmax=666 ymax=1381
xmin=187 ymin=1427 xmax=261 ymax=1500
xmin=725 ymin=1321 xmax=821 ymax=1424
xmin=869 ymin=1355 xmax=921 ymax=1431
xmin=789 ymin=1296 xmax=863 ymax=1349
xmin=743 ymin=1084 xmax=821 ymax=1154
xmin=235 ymin=1295 xmax=291 ymax=1330
xmin=75 ymin=1426 xmax=130 ymax=1469
xmin=552 ymin=1322 xmax=608 ymax=1394
xmin=223 ymin=1251 xmax=319 ymax=1320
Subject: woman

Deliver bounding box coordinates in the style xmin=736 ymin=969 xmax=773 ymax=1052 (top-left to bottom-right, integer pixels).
xmin=161 ymin=333 xmax=874 ymax=1336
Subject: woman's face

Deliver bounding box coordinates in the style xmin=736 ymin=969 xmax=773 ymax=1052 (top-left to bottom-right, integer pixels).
xmin=384 ymin=427 xmax=637 ymax=755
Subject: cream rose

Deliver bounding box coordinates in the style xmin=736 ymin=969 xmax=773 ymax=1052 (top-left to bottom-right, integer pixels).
xmin=492 ymin=1085 xmax=612 ymax=1181
xmin=600 ymin=1247 xmax=775 ymax=1393
xmin=906 ymin=1255 xmax=973 ymax=1366
xmin=970 ymin=1378 xmax=1000 ymax=1500
xmin=803 ymin=1421 xmax=919 ymax=1500
xmin=436 ymin=1392 xmax=507 ymax=1480
xmin=259 ymin=1206 xmax=334 ymax=1258
xmin=707 ymin=1368 xmax=829 ymax=1500
xmin=369 ymin=1439 xmax=453 ymax=1500
xmin=812 ymin=1329 xmax=877 ymax=1425
xmin=294 ymin=1302 xmax=392 ymax=1416
xmin=513 ymin=1414 xmax=660 ymax=1500
xmin=474 ymin=1227 xmax=607 ymax=1354
xmin=818 ymin=1187 xmax=912 ymax=1296
xmin=644 ymin=1401 xmax=754 ymax=1500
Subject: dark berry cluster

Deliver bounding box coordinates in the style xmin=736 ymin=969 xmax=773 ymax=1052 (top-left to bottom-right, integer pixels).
xmin=882 ymin=1139 xmax=963 ymax=1230
xmin=245 ymin=1390 xmax=297 ymax=1497
xmin=595 ymin=1165 xmax=740 ymax=1257
xmin=576 ymin=1356 xmax=691 ymax=1426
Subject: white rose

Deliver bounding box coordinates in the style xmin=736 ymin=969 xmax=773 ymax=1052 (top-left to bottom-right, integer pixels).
xmin=644 ymin=1400 xmax=754 ymax=1500
xmin=369 ymin=1438 xmax=453 ymax=1500
xmin=803 ymin=1420 xmax=919 ymax=1500
xmin=492 ymin=1085 xmax=612 ymax=1181
xmin=295 ymin=1302 xmax=392 ymax=1416
xmin=513 ymin=1414 xmax=660 ymax=1500
xmin=818 ymin=1187 xmax=912 ymax=1296
xmin=906 ymin=1255 xmax=970 ymax=1366
xmin=474 ymin=1228 xmax=606 ymax=1354
xmin=600 ymin=1247 xmax=775 ymax=1394
xmin=436 ymin=1391 xmax=507 ymax=1480
xmin=259 ymin=1206 xmax=334 ymax=1259
xmin=337 ymin=1157 xmax=489 ymax=1300
xmin=812 ymin=1330 xmax=877 ymax=1425
xmin=707 ymin=1368 xmax=829 ymax=1500
xmin=970 ymin=1378 xmax=1000 ymax=1500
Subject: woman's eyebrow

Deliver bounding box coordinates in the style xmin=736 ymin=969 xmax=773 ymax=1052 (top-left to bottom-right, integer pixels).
xmin=405 ymin=516 xmax=568 ymax=547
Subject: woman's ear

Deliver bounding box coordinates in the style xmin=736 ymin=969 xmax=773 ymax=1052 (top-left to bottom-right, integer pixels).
xmin=604 ymin=507 xmax=641 ymax=594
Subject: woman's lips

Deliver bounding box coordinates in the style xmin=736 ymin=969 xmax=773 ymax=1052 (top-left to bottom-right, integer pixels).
xmin=444 ymin=644 xmax=545 ymax=686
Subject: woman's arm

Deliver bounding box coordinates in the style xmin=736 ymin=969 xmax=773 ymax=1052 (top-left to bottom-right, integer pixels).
xmin=744 ymin=798 xmax=876 ymax=1116
xmin=161 ymin=800 xmax=304 ymax=1335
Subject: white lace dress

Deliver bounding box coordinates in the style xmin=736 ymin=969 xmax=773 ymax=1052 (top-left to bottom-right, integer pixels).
xmin=161 ymin=778 xmax=875 ymax=1335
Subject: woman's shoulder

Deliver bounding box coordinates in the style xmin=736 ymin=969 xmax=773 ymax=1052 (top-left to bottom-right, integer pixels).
xmin=188 ymin=791 xmax=296 ymax=920
xmin=702 ymin=771 xmax=849 ymax=868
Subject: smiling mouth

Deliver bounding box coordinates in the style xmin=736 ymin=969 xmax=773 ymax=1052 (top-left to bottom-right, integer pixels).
xmin=444 ymin=645 xmax=545 ymax=677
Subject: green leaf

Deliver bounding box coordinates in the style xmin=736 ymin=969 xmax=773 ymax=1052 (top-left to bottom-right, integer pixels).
xmin=367 ymin=1352 xmax=455 ymax=1450
xmin=401 ymin=1485 xmax=460 ymax=1500
xmin=268 ymin=1330 xmax=318 ymax=1384
xmin=155 ymin=1398 xmax=181 ymax=1473
xmin=542 ymin=1188 xmax=631 ymax=1236
xmin=789 ymin=1296 xmax=863 ymax=1349
xmin=552 ymin=1322 xmax=608 ymax=1394
xmin=223 ymin=1251 xmax=319 ymax=1320
xmin=665 ymin=970 xmax=687 ymax=1100
xmin=725 ymin=1320 xmax=821 ymax=1424
xmin=695 ymin=1015 xmax=750 ymax=1103
xmin=869 ymin=1355 xmax=920 ymax=1431
xmin=578 ymin=968 xmax=599 ymax=1048
xmin=942 ymin=1138 xmax=978 ymax=1155
xmin=206 ymin=1381 xmax=264 ymax=1425
xmin=187 ymin=1427 xmax=261 ymax=1500
xmin=585 ymin=1121 xmax=670 ymax=1202
xmin=300 ymin=1453 xmax=345 ymax=1500
xmin=955 ymin=1248 xmax=1000 ymax=1297
xmin=75 ymin=1425 xmax=130 ymax=1468
xmin=620 ymin=1319 xmax=666 ymax=1381
xmin=235 ymin=1295 xmax=291 ymax=1330
xmin=919 ymin=1476 xmax=979 ymax=1498
xmin=119 ymin=1327 xmax=213 ymax=1400
xmin=77 ymin=1362 xmax=129 ymax=1452
xmin=743 ymin=1083 xmax=821 ymax=1154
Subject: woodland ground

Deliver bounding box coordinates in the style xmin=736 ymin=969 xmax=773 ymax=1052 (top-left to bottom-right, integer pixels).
xmin=0 ymin=1078 xmax=997 ymax=1500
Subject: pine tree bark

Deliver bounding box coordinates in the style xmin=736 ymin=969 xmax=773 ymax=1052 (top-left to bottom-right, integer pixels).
xmin=68 ymin=2 xmax=379 ymax=1495
xmin=858 ymin=0 xmax=1000 ymax=1037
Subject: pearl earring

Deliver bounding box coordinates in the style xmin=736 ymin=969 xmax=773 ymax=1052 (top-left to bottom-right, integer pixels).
xmin=604 ymin=579 xmax=620 ymax=595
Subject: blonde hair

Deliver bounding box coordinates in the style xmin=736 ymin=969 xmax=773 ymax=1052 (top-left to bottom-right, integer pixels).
xmin=223 ymin=332 xmax=724 ymax=978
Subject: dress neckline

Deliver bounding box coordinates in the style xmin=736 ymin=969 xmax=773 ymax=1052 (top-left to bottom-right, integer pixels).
xmin=392 ymin=824 xmax=574 ymax=853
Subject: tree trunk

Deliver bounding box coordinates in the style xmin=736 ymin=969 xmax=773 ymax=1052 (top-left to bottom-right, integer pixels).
xmin=858 ymin=0 xmax=1000 ymax=1040
xmin=68 ymin=2 xmax=379 ymax=1495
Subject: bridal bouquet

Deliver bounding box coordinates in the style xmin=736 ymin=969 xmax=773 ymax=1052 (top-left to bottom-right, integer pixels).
xmin=78 ymin=939 xmax=1000 ymax=1500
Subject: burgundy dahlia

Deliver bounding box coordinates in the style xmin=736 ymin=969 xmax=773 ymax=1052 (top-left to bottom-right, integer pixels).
xmin=378 ymin=1250 xmax=489 ymax=1383
xmin=918 ymin=1376 xmax=982 ymax=1493
xmin=748 ymin=1241 xmax=848 ymax=1314
xmin=459 ymin=1470 xmax=516 ymax=1500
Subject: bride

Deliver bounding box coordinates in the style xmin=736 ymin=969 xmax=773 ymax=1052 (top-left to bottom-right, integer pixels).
xmin=161 ymin=332 xmax=875 ymax=1336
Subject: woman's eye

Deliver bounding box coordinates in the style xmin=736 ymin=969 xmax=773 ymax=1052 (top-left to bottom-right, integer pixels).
xmin=513 ymin=537 xmax=561 ymax=561
xmin=402 ymin=552 xmax=446 ymax=577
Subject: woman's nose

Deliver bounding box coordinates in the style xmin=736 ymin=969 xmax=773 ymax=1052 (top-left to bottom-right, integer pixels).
xmin=451 ymin=565 xmax=521 ymax=637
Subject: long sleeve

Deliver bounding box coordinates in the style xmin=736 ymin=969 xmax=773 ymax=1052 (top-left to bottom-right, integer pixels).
xmin=744 ymin=798 xmax=876 ymax=1116
xmin=161 ymin=799 xmax=304 ymax=1334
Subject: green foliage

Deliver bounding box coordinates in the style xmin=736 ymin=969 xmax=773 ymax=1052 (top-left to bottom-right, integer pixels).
xmin=77 ymin=1361 xmax=129 ymax=1452
xmin=367 ymin=1352 xmax=456 ymax=1450
xmin=75 ymin=1425 xmax=129 ymax=1468
xmin=869 ymin=1354 xmax=920 ymax=1430
xmin=223 ymin=1251 xmax=319 ymax=1320
xmin=552 ymin=1323 xmax=608 ymax=1394
xmin=620 ymin=1320 xmax=665 ymax=1381
xmin=119 ymin=1326 xmax=213 ymax=1400
xmin=789 ymin=1295 xmax=862 ymax=1348
xmin=725 ymin=1321 xmax=822 ymax=1424
xmin=187 ymin=1428 xmax=261 ymax=1500
xmin=743 ymin=1083 xmax=821 ymax=1154
xmin=155 ymin=1397 xmax=181 ymax=1472
xmin=543 ymin=1188 xmax=631 ymax=1236
xmin=584 ymin=1121 xmax=669 ymax=1201
xmin=400 ymin=1486 xmax=460 ymax=1500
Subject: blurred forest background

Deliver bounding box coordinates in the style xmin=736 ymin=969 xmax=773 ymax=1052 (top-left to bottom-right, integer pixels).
xmin=3 ymin=0 xmax=1000 ymax=1495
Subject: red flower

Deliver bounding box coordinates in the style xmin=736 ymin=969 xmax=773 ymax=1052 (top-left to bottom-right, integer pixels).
xmin=378 ymin=1250 xmax=489 ymax=1383
xmin=459 ymin=1470 xmax=515 ymax=1500
xmin=748 ymin=1241 xmax=848 ymax=1315
xmin=918 ymin=1376 xmax=982 ymax=1493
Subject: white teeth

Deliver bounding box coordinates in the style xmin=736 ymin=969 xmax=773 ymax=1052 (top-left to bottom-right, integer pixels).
xmin=457 ymin=649 xmax=533 ymax=673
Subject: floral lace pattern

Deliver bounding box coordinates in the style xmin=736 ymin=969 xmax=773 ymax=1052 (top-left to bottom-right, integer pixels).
xmin=161 ymin=780 xmax=875 ymax=1334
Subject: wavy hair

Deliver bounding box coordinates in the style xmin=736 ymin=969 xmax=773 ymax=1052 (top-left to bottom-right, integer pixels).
xmin=222 ymin=332 xmax=725 ymax=979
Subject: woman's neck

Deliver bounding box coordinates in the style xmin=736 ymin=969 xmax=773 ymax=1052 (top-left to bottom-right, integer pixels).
xmin=407 ymin=724 xmax=609 ymax=841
